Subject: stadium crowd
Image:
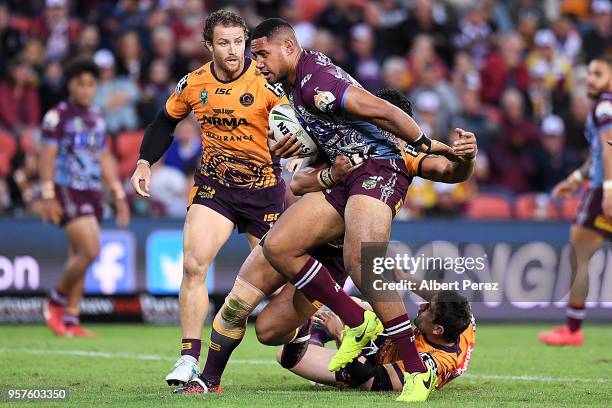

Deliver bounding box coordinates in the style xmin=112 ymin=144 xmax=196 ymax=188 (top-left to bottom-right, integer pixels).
xmin=0 ymin=0 xmax=610 ymax=219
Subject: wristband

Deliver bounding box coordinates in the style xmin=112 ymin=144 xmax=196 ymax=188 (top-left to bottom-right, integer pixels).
xmin=317 ymin=168 xmax=336 ymax=188
xmin=137 ymin=159 xmax=151 ymax=167
xmin=41 ymin=181 xmax=55 ymax=200
xmin=408 ymin=133 xmax=432 ymax=153
xmin=570 ymin=170 xmax=583 ymax=182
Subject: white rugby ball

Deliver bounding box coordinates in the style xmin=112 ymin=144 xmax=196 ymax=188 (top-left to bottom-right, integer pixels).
xmin=269 ymin=104 xmax=318 ymax=157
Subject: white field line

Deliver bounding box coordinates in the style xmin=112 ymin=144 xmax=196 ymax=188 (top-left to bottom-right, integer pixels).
xmin=0 ymin=348 xmax=607 ymax=384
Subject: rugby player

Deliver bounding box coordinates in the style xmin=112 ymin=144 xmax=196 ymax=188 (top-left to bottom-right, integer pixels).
xmin=129 ymin=10 xmax=292 ymax=385
xmin=539 ymin=55 xmax=612 ymax=346
xmin=280 ymin=290 xmax=475 ymax=398
xmin=40 ymin=58 xmax=130 ymax=337
xmin=175 ymin=89 xmax=476 ymax=401
xmin=250 ymin=18 xmax=466 ymax=401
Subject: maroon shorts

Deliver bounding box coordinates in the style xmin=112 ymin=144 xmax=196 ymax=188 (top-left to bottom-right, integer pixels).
xmin=575 ymin=187 xmax=612 ymax=239
xmin=323 ymin=158 xmax=410 ymax=218
xmin=55 ymin=185 xmax=103 ymax=227
xmin=189 ymin=177 xmax=286 ymax=239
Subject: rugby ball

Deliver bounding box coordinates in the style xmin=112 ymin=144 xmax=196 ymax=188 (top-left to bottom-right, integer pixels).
xmin=269 ymin=104 xmax=318 ymax=157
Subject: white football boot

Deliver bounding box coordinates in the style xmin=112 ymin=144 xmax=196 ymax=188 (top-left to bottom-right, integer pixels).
xmin=165 ymin=355 xmax=199 ymax=386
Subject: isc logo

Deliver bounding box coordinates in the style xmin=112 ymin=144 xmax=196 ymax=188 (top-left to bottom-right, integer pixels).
xmin=215 ymin=88 xmax=232 ymax=95
xmin=0 ymin=256 xmax=40 ymax=291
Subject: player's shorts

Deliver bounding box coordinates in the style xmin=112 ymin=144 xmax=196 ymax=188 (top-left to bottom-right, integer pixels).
xmin=188 ymin=176 xmax=286 ymax=239
xmin=55 ymin=185 xmax=103 ymax=227
xmin=575 ymin=187 xmax=612 ymax=239
xmin=323 ymin=158 xmax=410 ymax=218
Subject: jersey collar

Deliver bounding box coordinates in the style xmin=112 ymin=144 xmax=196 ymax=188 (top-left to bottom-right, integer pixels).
xmin=210 ymin=57 xmax=251 ymax=84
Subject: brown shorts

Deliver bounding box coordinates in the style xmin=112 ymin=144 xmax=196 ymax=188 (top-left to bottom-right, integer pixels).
xmin=575 ymin=187 xmax=612 ymax=239
xmin=55 ymin=185 xmax=103 ymax=227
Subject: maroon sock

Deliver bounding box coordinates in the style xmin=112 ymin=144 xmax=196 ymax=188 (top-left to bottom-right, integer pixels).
xmin=566 ymin=306 xmax=585 ymax=332
xmin=63 ymin=313 xmax=79 ymax=326
xmin=291 ymin=257 xmax=364 ymax=327
xmin=201 ymin=328 xmax=243 ymax=386
xmin=50 ymin=289 xmax=67 ymax=307
xmin=181 ymin=338 xmax=201 ymax=360
xmin=383 ymin=314 xmax=426 ymax=373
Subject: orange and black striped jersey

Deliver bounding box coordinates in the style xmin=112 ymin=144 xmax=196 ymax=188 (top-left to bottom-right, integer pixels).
xmin=165 ymin=58 xmax=288 ymax=189
xmin=373 ymin=315 xmax=476 ymax=389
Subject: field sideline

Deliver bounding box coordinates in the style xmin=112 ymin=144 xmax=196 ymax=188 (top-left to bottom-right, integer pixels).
xmin=1 ymin=324 xmax=611 ymax=407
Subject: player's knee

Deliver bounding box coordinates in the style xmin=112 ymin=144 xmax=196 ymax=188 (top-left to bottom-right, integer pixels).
xmin=79 ymin=241 xmax=100 ymax=263
xmin=216 ymin=278 xmax=264 ymax=332
xmin=182 ymin=252 xmax=212 ymax=280
xmin=261 ymin=232 xmax=285 ymax=266
xmin=254 ymin=317 xmax=278 ymax=345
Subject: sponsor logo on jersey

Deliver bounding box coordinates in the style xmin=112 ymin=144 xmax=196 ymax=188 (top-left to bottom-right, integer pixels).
xmin=240 ymin=92 xmax=254 ymax=106
xmin=362 ymin=179 xmax=378 ymax=190
xmin=301 ymin=74 xmax=312 ymax=88
xmin=215 ymin=88 xmax=232 ymax=95
xmin=197 ymin=185 xmax=216 ymax=199
xmin=314 ymin=89 xmax=336 ymax=112
xmin=201 ymin=108 xmax=249 ymax=130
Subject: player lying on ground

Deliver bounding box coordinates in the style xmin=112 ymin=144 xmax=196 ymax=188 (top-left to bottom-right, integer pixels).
xmin=40 ymin=58 xmax=130 ymax=338
xmin=539 ymin=55 xmax=612 ymax=346
xmin=279 ymin=289 xmax=475 ymax=398
xmin=129 ymin=10 xmax=295 ymax=385
xmin=251 ymin=18 xmax=471 ymax=402
xmin=174 ymin=89 xmax=477 ymax=403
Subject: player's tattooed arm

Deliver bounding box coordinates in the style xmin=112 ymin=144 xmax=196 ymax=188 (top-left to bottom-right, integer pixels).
xmin=101 ymin=149 xmax=130 ymax=227
xmin=290 ymin=156 xmax=356 ymax=195
xmin=419 ymin=129 xmax=477 ymax=183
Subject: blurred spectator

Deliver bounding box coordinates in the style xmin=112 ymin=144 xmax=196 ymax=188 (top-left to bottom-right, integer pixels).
xmin=72 ymin=23 xmax=100 ymax=59
xmin=563 ymin=92 xmax=591 ymax=154
xmin=487 ymin=88 xmax=540 ymax=193
xmin=0 ymin=1 xmax=27 ymax=76
xmin=515 ymin=8 xmax=541 ymax=48
xmin=151 ymin=26 xmax=189 ymax=82
xmin=413 ymin=91 xmax=447 ymax=141
xmin=527 ymin=60 xmax=553 ymax=122
xmin=21 ymin=37 xmax=46 ymax=74
xmin=315 ymin=0 xmax=363 ymax=50
xmin=363 ymin=0 xmax=408 ymax=57
xmin=93 ymin=49 xmax=139 ymax=134
xmin=164 ymin=116 xmax=202 ymax=175
xmin=381 ymin=57 xmax=410 ymax=93
xmin=450 ymin=50 xmax=480 ymax=93
xmin=346 ymin=23 xmax=383 ymax=92
xmin=406 ymin=34 xmax=448 ymax=88
xmin=138 ymin=58 xmax=173 ymax=126
xmin=29 ymin=0 xmax=80 ymax=61
xmin=0 ymin=57 xmax=40 ymax=134
xmin=400 ymin=0 xmax=455 ymax=65
xmin=531 ymin=114 xmax=582 ymax=192
xmin=115 ymin=30 xmax=145 ymax=82
xmin=582 ymin=0 xmax=612 ymax=63
xmin=452 ymin=88 xmax=499 ymax=151
xmin=453 ymin=2 xmax=494 ymax=68
xmin=526 ymin=29 xmax=573 ymax=94
xmin=480 ymin=33 xmax=530 ymax=105
xmin=171 ymin=0 xmax=207 ymax=60
xmin=38 ymin=59 xmax=65 ymax=114
xmin=551 ymin=15 xmax=582 ymax=64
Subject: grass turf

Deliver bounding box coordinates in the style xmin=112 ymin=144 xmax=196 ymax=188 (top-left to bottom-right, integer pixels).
xmin=0 ymin=324 xmax=611 ymax=407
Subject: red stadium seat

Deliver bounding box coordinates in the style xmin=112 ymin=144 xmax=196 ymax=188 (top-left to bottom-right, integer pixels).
xmin=465 ymin=194 xmax=512 ymax=220
xmin=514 ymin=193 xmax=561 ymax=220
xmin=561 ymin=195 xmax=581 ymax=221
xmin=0 ymin=131 xmax=17 ymax=177
xmin=114 ymin=130 xmax=144 ymax=179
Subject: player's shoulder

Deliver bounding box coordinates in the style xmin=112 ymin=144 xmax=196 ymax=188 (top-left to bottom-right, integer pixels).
xmin=174 ymin=63 xmax=213 ymax=96
xmin=42 ymin=101 xmax=68 ymax=130
xmin=593 ymin=92 xmax=612 ymax=126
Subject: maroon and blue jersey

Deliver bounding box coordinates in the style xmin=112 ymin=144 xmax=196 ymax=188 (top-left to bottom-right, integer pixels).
xmin=586 ymin=92 xmax=612 ymax=188
xmin=40 ymin=101 xmax=107 ymax=191
xmin=286 ymin=50 xmax=401 ymax=162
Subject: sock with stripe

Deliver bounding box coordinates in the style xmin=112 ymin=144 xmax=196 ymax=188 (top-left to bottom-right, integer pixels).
xmin=181 ymin=338 xmax=201 ymax=360
xmin=50 ymin=289 xmax=67 ymax=307
xmin=201 ymin=322 xmax=245 ymax=387
xmin=290 ymin=257 xmax=365 ymax=327
xmin=383 ymin=314 xmax=426 ymax=373
xmin=566 ymin=305 xmax=585 ymax=332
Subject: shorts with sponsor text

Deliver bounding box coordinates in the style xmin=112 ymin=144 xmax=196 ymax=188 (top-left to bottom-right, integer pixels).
xmin=188 ymin=176 xmax=286 ymax=239
xmin=323 ymin=158 xmax=410 ymax=219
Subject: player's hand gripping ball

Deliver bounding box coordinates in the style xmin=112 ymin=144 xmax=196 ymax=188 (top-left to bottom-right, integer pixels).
xmin=269 ymin=104 xmax=318 ymax=157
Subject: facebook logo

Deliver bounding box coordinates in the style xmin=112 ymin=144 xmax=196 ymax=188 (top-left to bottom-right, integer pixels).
xmin=146 ymin=230 xmax=214 ymax=295
xmin=85 ymin=231 xmax=135 ymax=294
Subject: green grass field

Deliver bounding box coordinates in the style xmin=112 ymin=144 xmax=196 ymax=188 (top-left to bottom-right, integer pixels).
xmin=1 ymin=324 xmax=611 ymax=407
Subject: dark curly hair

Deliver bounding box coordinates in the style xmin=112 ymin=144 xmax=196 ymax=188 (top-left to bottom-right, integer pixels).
xmin=64 ymin=58 xmax=100 ymax=81
xmin=203 ymin=9 xmax=249 ymax=44
xmin=375 ymin=88 xmax=413 ymax=117
xmin=432 ymin=290 xmax=472 ymax=342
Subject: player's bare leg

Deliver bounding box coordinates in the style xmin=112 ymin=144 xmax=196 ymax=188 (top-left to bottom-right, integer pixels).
xmin=342 ymin=194 xmax=427 ymax=375
xmin=166 ymin=205 xmax=234 ymax=386
xmin=263 ymin=192 xmax=383 ymax=369
xmin=44 ymin=216 xmax=100 ymax=337
xmin=539 ymin=225 xmax=604 ymax=346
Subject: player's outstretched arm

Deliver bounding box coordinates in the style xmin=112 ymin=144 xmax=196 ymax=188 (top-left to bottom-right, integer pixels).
xmin=419 ymin=128 xmax=477 ymax=183
xmin=289 ymin=156 xmax=355 ymax=195
xmin=130 ymin=108 xmax=180 ymax=197
xmin=343 ymin=86 xmax=458 ymax=159
xmin=101 ymin=149 xmax=130 ymax=227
